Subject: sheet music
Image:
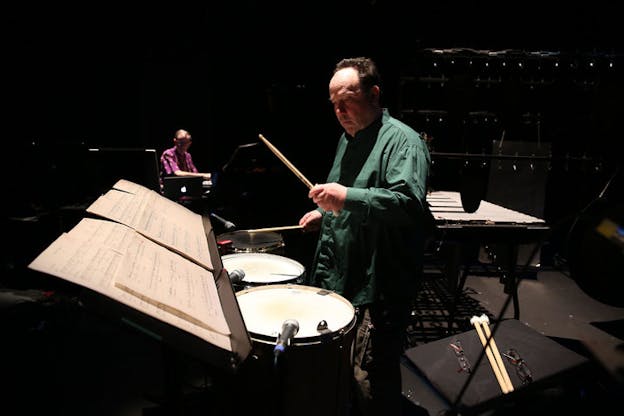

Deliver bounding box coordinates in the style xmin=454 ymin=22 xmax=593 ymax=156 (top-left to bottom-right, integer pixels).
xmin=87 ymin=186 xmax=213 ymax=271
xmin=28 ymin=218 xmax=232 ymax=350
xmin=111 ymin=178 xmax=153 ymax=196
xmin=114 ymin=227 xmax=230 ymax=335
xmin=427 ymin=191 xmax=545 ymax=224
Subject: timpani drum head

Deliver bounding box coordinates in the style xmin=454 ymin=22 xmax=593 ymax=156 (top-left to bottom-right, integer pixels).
xmin=236 ymin=284 xmax=355 ymax=341
xmin=222 ymin=253 xmax=304 ymax=285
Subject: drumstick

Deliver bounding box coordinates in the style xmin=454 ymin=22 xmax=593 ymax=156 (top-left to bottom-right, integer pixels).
xmin=259 ymin=133 xmax=339 ymax=217
xmin=470 ymin=316 xmax=510 ymax=394
xmin=244 ymin=225 xmax=304 ymax=233
xmin=258 ymin=134 xmax=314 ymax=189
xmin=480 ymin=315 xmax=514 ymax=392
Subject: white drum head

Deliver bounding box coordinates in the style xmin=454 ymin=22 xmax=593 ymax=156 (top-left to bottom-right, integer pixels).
xmin=222 ymin=253 xmax=304 ymax=284
xmin=236 ymin=284 xmax=355 ymax=339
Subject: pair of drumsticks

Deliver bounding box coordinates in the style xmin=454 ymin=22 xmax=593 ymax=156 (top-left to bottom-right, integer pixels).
xmin=238 ymin=134 xmax=334 ymax=235
xmin=470 ymin=314 xmax=514 ymax=394
xmin=231 ymin=134 xmax=311 ymax=234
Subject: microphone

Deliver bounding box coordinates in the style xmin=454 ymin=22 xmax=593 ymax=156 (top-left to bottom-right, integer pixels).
xmin=210 ymin=212 xmax=236 ymax=231
xmin=228 ymin=269 xmax=245 ymax=284
xmin=274 ymin=319 xmax=299 ymax=357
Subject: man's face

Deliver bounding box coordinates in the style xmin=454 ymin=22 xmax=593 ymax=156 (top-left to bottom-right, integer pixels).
xmin=174 ymin=133 xmax=192 ymax=149
xmin=329 ymin=67 xmax=376 ymax=137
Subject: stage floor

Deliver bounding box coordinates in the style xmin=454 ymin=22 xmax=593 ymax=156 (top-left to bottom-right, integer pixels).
xmin=401 ymin=266 xmax=624 ymax=415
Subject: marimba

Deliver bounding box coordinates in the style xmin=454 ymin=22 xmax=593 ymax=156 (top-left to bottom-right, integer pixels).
xmin=426 ymin=191 xmax=550 ymax=320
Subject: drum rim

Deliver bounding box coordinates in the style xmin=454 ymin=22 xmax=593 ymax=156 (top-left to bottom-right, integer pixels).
xmin=227 ymin=244 xmax=285 ymax=253
xmin=217 ymin=230 xmax=284 ymax=251
xmin=218 ymin=230 xmax=283 ymax=238
xmin=248 ymin=316 xmax=356 ymax=346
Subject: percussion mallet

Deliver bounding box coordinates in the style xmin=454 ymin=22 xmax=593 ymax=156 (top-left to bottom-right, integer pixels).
xmin=470 ymin=315 xmax=510 ymax=394
xmin=480 ymin=314 xmax=514 ymax=392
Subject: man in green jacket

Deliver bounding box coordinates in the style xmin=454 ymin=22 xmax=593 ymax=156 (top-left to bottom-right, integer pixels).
xmin=299 ymin=57 xmax=431 ymax=416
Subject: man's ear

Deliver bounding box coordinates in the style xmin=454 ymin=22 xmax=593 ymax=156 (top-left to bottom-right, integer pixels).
xmin=369 ymin=85 xmax=380 ymax=102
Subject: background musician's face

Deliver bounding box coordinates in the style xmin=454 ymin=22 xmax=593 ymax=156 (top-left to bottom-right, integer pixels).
xmin=329 ymin=67 xmax=378 ymax=137
xmin=173 ymin=130 xmax=192 ymax=151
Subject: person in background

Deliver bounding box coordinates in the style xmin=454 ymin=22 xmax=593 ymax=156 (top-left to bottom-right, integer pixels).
xmin=298 ymin=57 xmax=431 ymax=416
xmin=160 ymin=129 xmax=211 ymax=184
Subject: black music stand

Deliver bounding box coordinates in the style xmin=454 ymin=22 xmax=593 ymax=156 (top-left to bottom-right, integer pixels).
xmin=76 ymin=214 xmax=252 ymax=413
xmin=85 ymin=147 xmax=161 ymax=197
xmin=215 ymin=141 xmax=307 ymax=230
xmin=79 ymin=214 xmax=250 ymax=366
xmin=29 ymin=200 xmax=254 ymax=413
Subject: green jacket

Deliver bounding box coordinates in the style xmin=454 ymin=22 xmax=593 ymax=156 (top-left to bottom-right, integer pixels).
xmin=309 ymin=109 xmax=431 ymax=307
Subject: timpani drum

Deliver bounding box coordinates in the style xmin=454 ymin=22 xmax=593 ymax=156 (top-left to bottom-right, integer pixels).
xmin=217 ymin=230 xmax=285 ymax=255
xmin=236 ymin=284 xmax=356 ymax=416
xmin=221 ymin=253 xmax=305 ymax=291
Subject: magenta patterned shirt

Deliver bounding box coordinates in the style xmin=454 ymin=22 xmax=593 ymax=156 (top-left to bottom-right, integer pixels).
xmin=160 ymin=146 xmax=198 ymax=177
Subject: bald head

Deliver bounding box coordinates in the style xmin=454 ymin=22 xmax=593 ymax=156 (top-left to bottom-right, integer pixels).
xmin=173 ymin=129 xmax=192 ymax=151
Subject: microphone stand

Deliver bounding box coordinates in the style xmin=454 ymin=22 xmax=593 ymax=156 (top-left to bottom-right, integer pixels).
xmin=209 ymin=212 xmax=236 ymax=231
xmin=272 ymin=347 xmax=287 ymax=416
xmin=271 ymin=321 xmax=298 ymax=416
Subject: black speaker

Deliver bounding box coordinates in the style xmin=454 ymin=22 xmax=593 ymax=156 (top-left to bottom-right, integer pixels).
xmin=402 ymin=319 xmax=589 ymax=414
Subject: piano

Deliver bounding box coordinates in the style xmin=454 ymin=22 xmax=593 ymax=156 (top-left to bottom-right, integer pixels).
xmin=426 ymin=191 xmax=550 ymax=321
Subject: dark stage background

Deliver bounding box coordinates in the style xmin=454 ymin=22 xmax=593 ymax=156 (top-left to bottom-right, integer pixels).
xmin=4 ymin=1 xmax=623 ymax=275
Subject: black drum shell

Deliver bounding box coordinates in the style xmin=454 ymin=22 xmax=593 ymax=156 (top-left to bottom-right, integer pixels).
xmin=234 ymin=285 xmax=356 ymax=416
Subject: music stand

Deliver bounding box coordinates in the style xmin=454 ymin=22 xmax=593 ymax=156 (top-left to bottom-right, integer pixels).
xmin=86 ymin=147 xmax=161 ymax=198
xmin=222 ymin=142 xmax=264 ymax=173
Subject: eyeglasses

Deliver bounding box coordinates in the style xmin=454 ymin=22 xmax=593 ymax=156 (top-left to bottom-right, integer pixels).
xmin=503 ymin=348 xmax=533 ymax=384
xmin=449 ymin=340 xmax=472 ymax=374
